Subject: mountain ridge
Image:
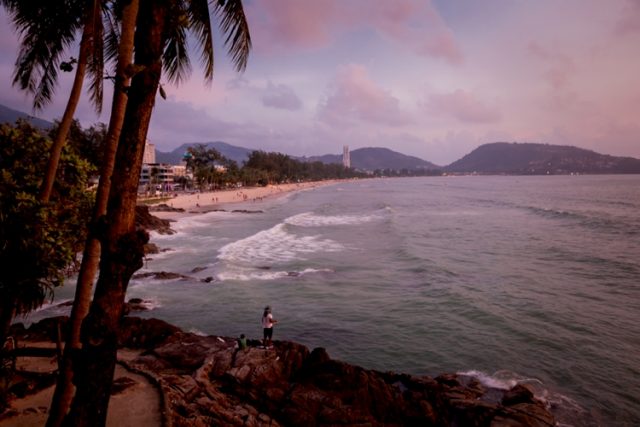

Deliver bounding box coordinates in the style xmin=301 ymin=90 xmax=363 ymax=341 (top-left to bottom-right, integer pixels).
xmin=2 ymin=103 xmax=639 ymax=174
xmin=445 ymin=142 xmax=640 ymax=174
xmin=0 ymin=104 xmax=53 ymax=130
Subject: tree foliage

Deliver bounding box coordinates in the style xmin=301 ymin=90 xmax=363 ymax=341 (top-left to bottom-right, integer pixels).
xmin=0 ymin=121 xmax=94 ymax=322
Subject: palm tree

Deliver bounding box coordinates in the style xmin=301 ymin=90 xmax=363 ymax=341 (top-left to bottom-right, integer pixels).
xmin=1 ymin=0 xmax=104 ymax=203
xmin=64 ymin=1 xmax=250 ymax=425
xmin=46 ymin=2 xmax=141 ymax=425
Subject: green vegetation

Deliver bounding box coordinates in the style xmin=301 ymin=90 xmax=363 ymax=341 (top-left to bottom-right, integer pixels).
xmin=0 ymin=121 xmax=94 ymax=346
xmin=185 ymin=145 xmax=366 ymax=191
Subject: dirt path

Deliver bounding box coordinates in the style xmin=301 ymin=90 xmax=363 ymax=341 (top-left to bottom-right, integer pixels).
xmin=1 ymin=348 xmax=162 ymax=427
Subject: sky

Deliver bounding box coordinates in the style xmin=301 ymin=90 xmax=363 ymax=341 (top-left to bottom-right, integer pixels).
xmin=1 ymin=0 xmax=639 ymax=165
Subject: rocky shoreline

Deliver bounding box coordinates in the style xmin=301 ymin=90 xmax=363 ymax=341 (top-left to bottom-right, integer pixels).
xmin=7 ymin=316 xmax=556 ymax=426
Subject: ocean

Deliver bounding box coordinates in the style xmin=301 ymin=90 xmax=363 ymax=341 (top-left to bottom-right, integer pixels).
xmin=33 ymin=175 xmax=640 ymax=426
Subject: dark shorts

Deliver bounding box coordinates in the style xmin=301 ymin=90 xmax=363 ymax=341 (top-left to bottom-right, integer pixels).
xmin=263 ymin=328 xmax=273 ymax=339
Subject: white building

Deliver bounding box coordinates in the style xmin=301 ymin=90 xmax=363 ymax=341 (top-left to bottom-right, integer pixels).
xmin=143 ymin=140 xmax=156 ymax=164
xmin=343 ymin=145 xmax=351 ymax=168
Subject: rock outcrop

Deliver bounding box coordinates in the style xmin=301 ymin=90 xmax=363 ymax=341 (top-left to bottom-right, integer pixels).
xmin=118 ymin=319 xmax=555 ymax=426
xmin=135 ymin=205 xmax=175 ymax=235
xmin=9 ymin=318 xmax=556 ymax=426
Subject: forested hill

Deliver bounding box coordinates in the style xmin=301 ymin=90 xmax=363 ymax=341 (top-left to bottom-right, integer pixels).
xmin=304 ymin=147 xmax=441 ymax=171
xmin=0 ymin=103 xmax=52 ymax=129
xmin=445 ymin=142 xmax=640 ymax=174
xmin=158 ymin=144 xmax=441 ymax=172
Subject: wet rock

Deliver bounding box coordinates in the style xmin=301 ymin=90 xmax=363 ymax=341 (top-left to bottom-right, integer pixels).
xmin=191 ymin=266 xmax=207 ymax=273
xmin=231 ymin=209 xmax=263 ymax=214
xmin=201 ymin=277 xmax=214 ymax=283
xmin=149 ymin=203 xmax=185 ymax=213
xmin=124 ymin=298 xmax=155 ymax=314
xmin=144 ymin=242 xmax=160 ymax=255
xmin=136 ymin=205 xmax=175 ymax=235
xmin=502 ymin=383 xmax=536 ymax=406
xmin=132 ymin=271 xmax=192 ymax=280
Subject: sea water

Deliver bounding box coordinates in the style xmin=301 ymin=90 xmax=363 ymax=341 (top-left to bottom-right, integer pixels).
xmin=32 ymin=175 xmax=640 ymax=426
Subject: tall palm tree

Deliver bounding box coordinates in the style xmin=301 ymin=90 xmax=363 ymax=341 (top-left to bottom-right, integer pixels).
xmin=65 ymin=0 xmax=250 ymax=425
xmin=46 ymin=2 xmax=141 ymax=425
xmin=2 ymin=0 xmax=104 ymax=203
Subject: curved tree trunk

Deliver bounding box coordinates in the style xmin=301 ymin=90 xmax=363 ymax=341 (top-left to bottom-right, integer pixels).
xmin=39 ymin=0 xmax=99 ymax=204
xmin=64 ymin=1 xmax=168 ymax=425
xmin=45 ymin=2 xmax=140 ymax=425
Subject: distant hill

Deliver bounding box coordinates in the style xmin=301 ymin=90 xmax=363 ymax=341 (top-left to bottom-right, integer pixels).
xmin=0 ymin=103 xmax=53 ymax=129
xmin=445 ymin=142 xmax=640 ymax=174
xmin=156 ymin=141 xmax=254 ymax=165
xmin=304 ymin=147 xmax=441 ymax=171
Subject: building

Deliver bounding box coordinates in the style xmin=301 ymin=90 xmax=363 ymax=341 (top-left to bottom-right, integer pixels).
xmin=140 ymin=163 xmax=173 ymax=191
xmin=143 ymin=140 xmax=156 ymax=164
xmin=343 ymin=145 xmax=351 ymax=168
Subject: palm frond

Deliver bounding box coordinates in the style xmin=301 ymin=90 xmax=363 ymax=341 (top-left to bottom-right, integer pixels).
xmin=162 ymin=2 xmax=191 ymax=85
xmin=187 ymin=0 xmax=214 ymax=82
xmin=87 ymin=0 xmax=105 ymax=113
xmin=211 ymin=0 xmax=251 ymax=72
xmin=103 ymin=3 xmax=122 ymax=68
xmin=7 ymin=0 xmax=84 ymax=111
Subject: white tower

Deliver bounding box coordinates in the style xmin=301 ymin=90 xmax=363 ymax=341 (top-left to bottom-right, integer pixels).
xmin=143 ymin=140 xmax=156 ymax=164
xmin=342 ymin=145 xmax=351 ymax=168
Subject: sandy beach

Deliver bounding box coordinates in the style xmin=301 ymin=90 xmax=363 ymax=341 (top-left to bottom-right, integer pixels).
xmin=146 ymin=180 xmax=341 ymax=219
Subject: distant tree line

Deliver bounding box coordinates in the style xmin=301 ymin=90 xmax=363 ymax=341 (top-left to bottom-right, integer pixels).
xmin=183 ymin=145 xmax=368 ymax=190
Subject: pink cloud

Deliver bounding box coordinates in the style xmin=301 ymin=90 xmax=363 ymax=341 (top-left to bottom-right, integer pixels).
xmin=426 ymin=90 xmax=501 ymax=123
xmin=616 ymin=0 xmax=640 ymax=35
xmin=246 ymin=0 xmax=463 ymax=64
xmin=318 ymin=64 xmax=410 ymax=127
xmin=527 ymin=42 xmax=576 ymax=91
xmin=261 ymin=82 xmax=303 ymax=111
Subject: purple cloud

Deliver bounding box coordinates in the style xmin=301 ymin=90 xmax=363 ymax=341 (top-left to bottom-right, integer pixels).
xmin=261 ymin=82 xmax=303 ymax=110
xmin=318 ymin=64 xmax=411 ymax=127
xmin=426 ymin=90 xmax=501 ymax=123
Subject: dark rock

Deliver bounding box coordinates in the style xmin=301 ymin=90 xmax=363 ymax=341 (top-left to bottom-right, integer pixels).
xmin=118 ymin=317 xmax=181 ymax=349
xmin=149 ymin=203 xmax=185 ymax=213
xmin=144 ymin=243 xmax=160 ymax=255
xmin=201 ymin=277 xmax=214 ymax=283
xmin=191 ymin=266 xmax=207 ymax=273
xmin=231 ymin=209 xmax=263 ymax=214
xmin=124 ymin=298 xmax=155 ymax=314
xmin=132 ymin=271 xmax=192 ymax=280
xmin=15 ymin=316 xmax=555 ymax=427
xmin=501 ymin=383 xmax=536 ymax=406
xmin=286 ymin=271 xmax=300 ymax=277
xmin=135 ymin=205 xmax=175 ymax=235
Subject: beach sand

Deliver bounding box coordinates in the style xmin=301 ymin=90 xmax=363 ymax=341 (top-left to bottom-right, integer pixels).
xmin=147 ymin=180 xmax=340 ymax=219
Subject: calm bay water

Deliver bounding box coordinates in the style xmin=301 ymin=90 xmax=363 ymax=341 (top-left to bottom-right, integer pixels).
xmin=36 ymin=175 xmax=640 ymax=426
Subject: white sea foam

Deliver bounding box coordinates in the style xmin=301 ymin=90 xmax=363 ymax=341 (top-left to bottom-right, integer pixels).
xmin=216 ymin=267 xmax=333 ymax=282
xmin=218 ymin=223 xmax=343 ymax=265
xmin=284 ymin=211 xmax=380 ymax=227
xmin=457 ymin=369 xmax=543 ymax=391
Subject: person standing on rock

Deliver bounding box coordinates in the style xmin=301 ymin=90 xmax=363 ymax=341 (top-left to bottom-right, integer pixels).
xmin=262 ymin=306 xmax=277 ymax=348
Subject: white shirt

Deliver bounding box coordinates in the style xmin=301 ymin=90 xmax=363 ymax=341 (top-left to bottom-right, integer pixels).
xmin=262 ymin=313 xmax=273 ymax=328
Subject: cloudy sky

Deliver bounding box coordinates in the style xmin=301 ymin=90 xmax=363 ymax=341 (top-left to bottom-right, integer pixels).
xmin=1 ymin=0 xmax=639 ymax=165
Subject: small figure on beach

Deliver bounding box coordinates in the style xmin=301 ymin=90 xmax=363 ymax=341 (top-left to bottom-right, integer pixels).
xmin=237 ymin=333 xmax=247 ymax=350
xmin=262 ymin=306 xmax=277 ymax=348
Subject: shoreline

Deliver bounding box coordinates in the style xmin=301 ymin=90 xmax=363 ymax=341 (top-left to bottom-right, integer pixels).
xmin=143 ymin=179 xmax=344 ymax=221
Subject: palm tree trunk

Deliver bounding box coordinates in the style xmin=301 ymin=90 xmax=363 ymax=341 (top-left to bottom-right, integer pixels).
xmin=39 ymin=0 xmax=99 ymax=204
xmin=45 ymin=2 xmax=140 ymax=425
xmin=64 ymin=1 xmax=168 ymax=425
xmin=0 ymin=298 xmax=16 ymax=352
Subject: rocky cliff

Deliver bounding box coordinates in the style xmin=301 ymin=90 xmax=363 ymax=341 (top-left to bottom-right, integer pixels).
xmin=11 ymin=317 xmax=555 ymax=426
